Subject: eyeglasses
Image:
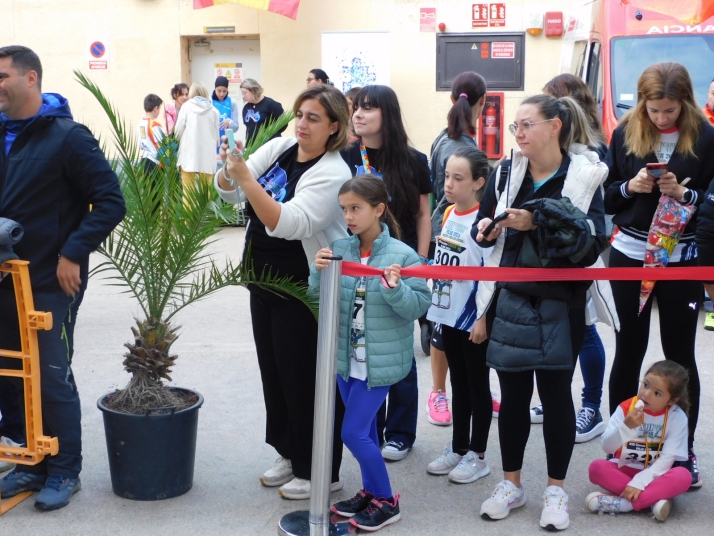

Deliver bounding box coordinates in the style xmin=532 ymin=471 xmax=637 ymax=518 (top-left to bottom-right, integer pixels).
xmin=508 ymin=119 xmax=555 ymax=136
xmin=306 ymin=77 xmax=316 ymax=83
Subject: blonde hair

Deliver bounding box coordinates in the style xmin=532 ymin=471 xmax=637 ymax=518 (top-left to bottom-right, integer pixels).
xmin=188 ymin=81 xmax=209 ymax=99
xmin=520 ymin=94 xmax=600 ymax=152
xmin=622 ymin=62 xmax=706 ymax=158
xmin=292 ymin=85 xmax=351 ymax=152
xmin=239 ymin=78 xmax=264 ymax=99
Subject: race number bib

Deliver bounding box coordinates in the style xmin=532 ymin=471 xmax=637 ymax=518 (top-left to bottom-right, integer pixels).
xmin=431 ymin=236 xmax=466 ymax=309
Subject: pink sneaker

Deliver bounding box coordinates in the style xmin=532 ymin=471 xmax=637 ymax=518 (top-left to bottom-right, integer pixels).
xmin=426 ymin=390 xmax=452 ymax=426
xmin=491 ymin=392 xmax=501 ymax=418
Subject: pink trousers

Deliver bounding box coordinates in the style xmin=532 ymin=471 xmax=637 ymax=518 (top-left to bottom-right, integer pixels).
xmin=588 ymin=458 xmax=691 ymax=510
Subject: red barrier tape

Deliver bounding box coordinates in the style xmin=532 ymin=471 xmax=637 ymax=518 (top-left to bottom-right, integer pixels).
xmin=341 ymin=262 xmax=714 ymax=282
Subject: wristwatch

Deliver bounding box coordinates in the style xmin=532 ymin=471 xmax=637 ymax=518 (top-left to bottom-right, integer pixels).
xmin=681 ymin=188 xmax=694 ymax=204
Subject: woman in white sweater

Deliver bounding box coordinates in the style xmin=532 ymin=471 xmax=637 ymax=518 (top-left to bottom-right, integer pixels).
xmin=175 ymin=81 xmax=220 ymax=192
xmin=215 ymin=85 xmax=352 ymax=500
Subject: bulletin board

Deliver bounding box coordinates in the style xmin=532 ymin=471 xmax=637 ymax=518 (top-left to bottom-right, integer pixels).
xmin=321 ymin=32 xmax=391 ymax=93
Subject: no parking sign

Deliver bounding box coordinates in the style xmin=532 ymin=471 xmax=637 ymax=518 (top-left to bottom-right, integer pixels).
xmin=87 ymin=38 xmax=109 ymax=71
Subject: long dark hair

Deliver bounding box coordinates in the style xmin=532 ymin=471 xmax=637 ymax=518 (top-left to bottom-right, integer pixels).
xmin=448 ymin=72 xmax=487 ymax=139
xmin=543 ymin=73 xmax=605 ymax=143
xmin=449 ymin=146 xmax=491 ymax=202
xmin=645 ymin=360 xmax=690 ymax=415
xmin=352 ymin=85 xmax=421 ymax=223
xmin=339 ymin=175 xmax=402 ymax=240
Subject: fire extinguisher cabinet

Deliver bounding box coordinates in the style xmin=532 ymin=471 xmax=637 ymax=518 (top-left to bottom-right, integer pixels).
xmin=478 ymin=93 xmax=504 ymax=160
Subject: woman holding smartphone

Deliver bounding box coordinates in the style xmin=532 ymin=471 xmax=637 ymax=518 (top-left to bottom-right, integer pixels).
xmin=604 ymin=62 xmax=714 ymax=489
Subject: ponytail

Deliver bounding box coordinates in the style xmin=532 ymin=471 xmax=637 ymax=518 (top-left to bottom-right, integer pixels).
xmin=447 ymin=72 xmax=487 ymax=139
xmin=520 ymin=94 xmax=599 ymax=153
xmin=382 ymin=206 xmax=402 ymax=241
xmin=338 ymin=175 xmax=402 ymax=240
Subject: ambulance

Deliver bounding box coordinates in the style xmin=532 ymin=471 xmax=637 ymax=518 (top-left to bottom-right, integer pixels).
xmin=561 ymin=0 xmax=714 ymax=137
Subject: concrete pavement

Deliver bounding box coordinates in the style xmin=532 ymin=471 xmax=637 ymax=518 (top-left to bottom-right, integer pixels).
xmin=2 ymin=227 xmax=713 ymax=535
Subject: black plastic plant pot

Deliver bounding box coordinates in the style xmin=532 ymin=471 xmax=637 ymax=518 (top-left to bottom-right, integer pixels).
xmin=97 ymin=387 xmax=204 ymax=501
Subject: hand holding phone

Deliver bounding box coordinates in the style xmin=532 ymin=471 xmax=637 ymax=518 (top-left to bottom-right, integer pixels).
xmin=227 ymin=130 xmax=236 ymax=153
xmin=482 ymin=212 xmax=509 ymax=237
xmin=646 ymin=163 xmax=668 ymax=178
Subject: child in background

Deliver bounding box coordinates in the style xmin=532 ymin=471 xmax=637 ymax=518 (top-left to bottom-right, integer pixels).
xmin=586 ymin=360 xmax=692 ymax=521
xmin=311 ymin=175 xmax=431 ymax=531
xmin=137 ymin=94 xmax=165 ymax=175
xmin=426 ymin=146 xmax=494 ymax=483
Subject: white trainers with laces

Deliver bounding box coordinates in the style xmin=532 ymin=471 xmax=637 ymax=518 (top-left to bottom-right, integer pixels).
xmin=448 ymin=451 xmax=490 ymax=484
xmin=540 ymin=485 xmax=570 ymax=531
xmin=480 ymin=479 xmax=526 ymax=520
xmin=0 ymin=436 xmax=22 ymax=474
xmin=260 ymin=456 xmax=294 ymax=487
xmin=278 ymin=477 xmax=344 ymax=500
xmin=427 ymin=442 xmax=462 ymax=475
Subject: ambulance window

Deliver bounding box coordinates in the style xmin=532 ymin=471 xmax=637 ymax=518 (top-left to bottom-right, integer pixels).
xmin=571 ymin=41 xmax=587 ymax=77
xmin=587 ymin=41 xmax=601 ymax=99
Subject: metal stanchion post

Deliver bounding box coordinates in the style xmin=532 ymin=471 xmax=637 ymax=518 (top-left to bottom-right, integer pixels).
xmin=278 ymin=257 xmax=354 ymax=536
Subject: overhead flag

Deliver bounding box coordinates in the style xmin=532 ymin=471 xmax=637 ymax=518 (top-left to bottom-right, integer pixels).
xmin=193 ymin=0 xmax=300 ymax=20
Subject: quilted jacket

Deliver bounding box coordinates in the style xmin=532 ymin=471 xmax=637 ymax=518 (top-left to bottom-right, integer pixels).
xmin=309 ymin=224 xmax=431 ymax=387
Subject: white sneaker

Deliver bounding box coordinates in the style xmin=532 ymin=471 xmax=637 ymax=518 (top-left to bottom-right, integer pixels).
xmin=480 ymin=480 xmax=526 ymax=520
xmin=427 ymin=442 xmax=462 ymax=475
xmin=448 ymin=451 xmax=490 ymax=484
xmin=652 ymin=499 xmax=672 ymax=522
xmin=530 ymin=404 xmax=544 ymax=424
xmin=278 ymin=477 xmax=344 ymax=500
xmin=260 ymin=456 xmax=294 ymax=487
xmin=0 ymin=436 xmax=22 ymax=473
xmin=540 ymin=486 xmax=570 ymax=531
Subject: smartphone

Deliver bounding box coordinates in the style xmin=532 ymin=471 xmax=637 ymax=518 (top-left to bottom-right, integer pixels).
xmin=226 ymin=129 xmax=236 ymax=153
xmin=646 ymin=162 xmax=668 ymax=178
xmin=482 ymin=212 xmax=509 ymax=237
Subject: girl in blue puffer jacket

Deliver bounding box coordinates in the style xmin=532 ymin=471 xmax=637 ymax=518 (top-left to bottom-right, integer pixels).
xmin=311 ymin=175 xmax=431 ymax=532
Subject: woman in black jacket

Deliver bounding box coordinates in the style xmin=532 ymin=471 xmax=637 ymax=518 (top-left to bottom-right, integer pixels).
xmin=604 ymin=62 xmax=714 ymax=489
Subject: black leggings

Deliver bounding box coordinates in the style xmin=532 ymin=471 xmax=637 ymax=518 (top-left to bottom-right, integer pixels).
xmin=608 ymin=247 xmax=701 ymax=448
xmin=442 ymin=325 xmax=492 ymax=455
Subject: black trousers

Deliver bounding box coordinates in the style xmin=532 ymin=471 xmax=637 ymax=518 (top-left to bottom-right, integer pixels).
xmin=442 ymin=324 xmax=492 ymax=455
xmin=249 ymin=289 xmax=344 ymax=481
xmin=608 ymin=247 xmax=701 ymax=448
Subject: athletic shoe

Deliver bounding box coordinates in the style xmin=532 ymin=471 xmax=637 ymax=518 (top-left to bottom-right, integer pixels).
xmin=686 ymin=449 xmax=702 ymax=488
xmin=331 ymin=489 xmax=374 ymax=517
xmin=448 ymin=451 xmax=490 ymax=484
xmin=350 ymin=494 xmax=401 ymax=531
xmin=0 ymin=436 xmax=23 ymax=473
xmin=426 ymin=390 xmax=452 ymax=426
xmin=652 ymin=499 xmax=672 ymax=521
xmin=382 ymin=440 xmax=411 ymax=461
xmin=278 ymin=477 xmax=344 ymax=500
xmin=575 ymin=408 xmax=606 ymax=443
xmin=0 ymin=470 xmax=46 ymax=497
xmin=704 ymin=311 xmax=714 ymax=331
xmin=35 ymin=476 xmax=81 ymax=511
xmin=530 ymin=404 xmax=544 ymax=424
xmin=480 ymin=479 xmax=526 ymax=520
xmin=585 ymin=491 xmax=621 ymax=514
xmin=540 ymin=485 xmax=569 ymax=531
xmin=491 ymin=392 xmax=501 ymax=418
xmin=260 ymin=456 xmax=294 ymax=487
xmin=427 ymin=442 xmax=462 ymax=475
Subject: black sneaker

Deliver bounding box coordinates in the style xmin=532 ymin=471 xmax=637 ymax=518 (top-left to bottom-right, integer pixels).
xmin=575 ymin=408 xmax=606 ymax=444
xmin=684 ymin=449 xmax=703 ymax=489
xmin=381 ymin=440 xmax=411 ymax=461
xmin=331 ymin=489 xmax=374 ymax=517
xmin=350 ymin=494 xmax=401 ymax=531
xmin=530 ymin=404 xmax=544 ymax=424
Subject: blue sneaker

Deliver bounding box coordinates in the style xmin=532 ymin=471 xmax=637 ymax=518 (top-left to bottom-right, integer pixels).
xmin=0 ymin=470 xmax=47 ymax=497
xmin=34 ymin=475 xmax=81 ymax=511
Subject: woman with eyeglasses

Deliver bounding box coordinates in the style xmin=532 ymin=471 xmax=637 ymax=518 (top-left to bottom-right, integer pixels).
xmin=239 ymin=78 xmax=286 ymax=144
xmin=471 ymin=95 xmax=608 ymax=531
xmin=604 ymin=62 xmax=714 ymax=490
xmin=307 ymin=68 xmax=332 ymax=88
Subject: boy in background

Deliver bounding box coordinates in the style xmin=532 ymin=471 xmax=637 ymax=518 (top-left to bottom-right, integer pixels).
xmin=137 ymin=94 xmax=165 ymax=174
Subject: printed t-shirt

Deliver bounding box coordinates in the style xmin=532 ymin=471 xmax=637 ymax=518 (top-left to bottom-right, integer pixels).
xmin=137 ymin=118 xmax=165 ymax=164
xmin=243 ymin=96 xmax=286 ymax=143
xmin=427 ymin=204 xmax=492 ymax=331
xmin=611 ymin=396 xmax=688 ymax=470
xmin=244 ymin=144 xmax=324 ymax=287
xmin=349 ymin=254 xmax=370 ymax=381
xmin=340 ymin=143 xmax=432 ymax=248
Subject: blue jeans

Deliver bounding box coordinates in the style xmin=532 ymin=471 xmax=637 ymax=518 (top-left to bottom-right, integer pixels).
xmin=338 ymin=376 xmax=392 ymax=499
xmin=0 ymin=289 xmax=84 ymax=478
xmin=579 ymin=324 xmax=606 ymax=410
xmin=376 ymin=356 xmax=418 ymax=448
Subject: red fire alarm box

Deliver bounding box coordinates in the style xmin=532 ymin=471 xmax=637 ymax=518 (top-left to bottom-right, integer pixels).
xmin=545 ymin=11 xmax=563 ymax=37
xmin=478 ymin=93 xmax=504 ymax=159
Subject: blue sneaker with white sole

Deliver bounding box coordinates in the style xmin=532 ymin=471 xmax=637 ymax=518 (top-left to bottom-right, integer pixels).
xmin=0 ymin=470 xmax=47 ymax=497
xmin=34 ymin=475 xmax=81 ymax=511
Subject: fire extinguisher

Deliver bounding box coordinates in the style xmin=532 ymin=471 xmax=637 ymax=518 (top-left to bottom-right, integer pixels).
xmin=483 ymin=101 xmax=498 ymax=156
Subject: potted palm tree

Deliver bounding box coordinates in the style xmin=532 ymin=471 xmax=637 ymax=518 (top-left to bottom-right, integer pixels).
xmin=74 ymin=72 xmax=310 ymax=501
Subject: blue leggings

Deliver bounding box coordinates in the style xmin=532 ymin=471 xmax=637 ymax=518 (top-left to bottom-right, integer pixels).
xmin=337 ymin=376 xmax=392 ymax=499
xmin=578 ymin=324 xmax=606 ymax=410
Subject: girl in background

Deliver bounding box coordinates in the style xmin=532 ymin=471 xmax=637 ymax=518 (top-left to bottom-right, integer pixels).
xmin=164 ymin=82 xmax=188 ymax=134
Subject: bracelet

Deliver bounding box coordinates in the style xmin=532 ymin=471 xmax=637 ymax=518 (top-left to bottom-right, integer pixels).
xmin=222 ymin=165 xmax=235 ymax=186
xmin=232 ymin=149 xmax=245 ymax=159
xmin=418 ymin=255 xmax=429 ymax=264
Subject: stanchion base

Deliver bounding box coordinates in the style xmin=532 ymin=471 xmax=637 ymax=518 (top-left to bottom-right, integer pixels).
xmin=0 ymin=490 xmax=33 ymax=515
xmin=278 ymin=510 xmax=356 ymax=535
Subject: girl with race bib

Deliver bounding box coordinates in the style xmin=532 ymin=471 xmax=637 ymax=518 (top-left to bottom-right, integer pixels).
xmin=586 ymin=360 xmax=692 ymax=522
xmin=426 ymin=146 xmax=495 ymax=484
xmin=311 ymin=175 xmax=431 ymax=531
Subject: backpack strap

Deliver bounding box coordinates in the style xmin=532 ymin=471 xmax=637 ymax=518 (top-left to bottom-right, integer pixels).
xmin=496 ymin=161 xmax=510 ymax=200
